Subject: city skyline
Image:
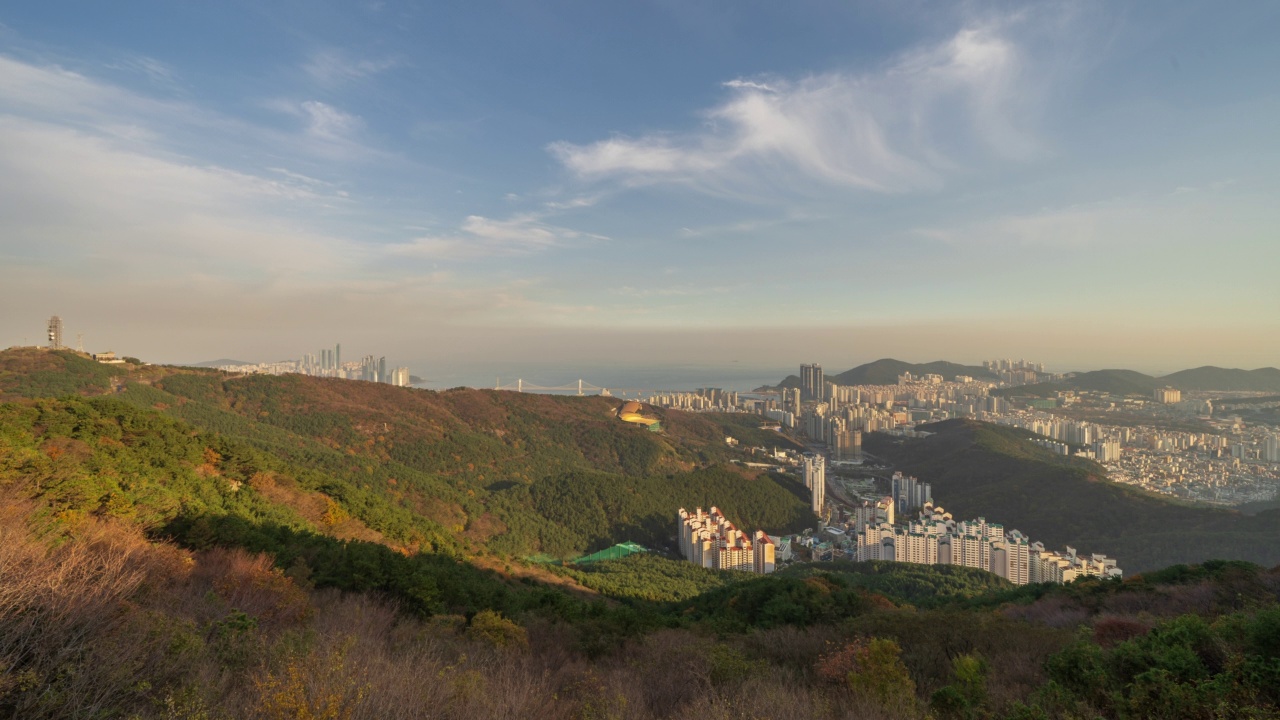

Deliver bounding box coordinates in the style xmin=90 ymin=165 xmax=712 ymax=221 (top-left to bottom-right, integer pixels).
xmin=1 ymin=2 xmax=1278 ymax=370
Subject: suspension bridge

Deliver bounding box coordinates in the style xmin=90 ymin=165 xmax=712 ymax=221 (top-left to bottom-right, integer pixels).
xmin=491 ymin=378 xmax=675 ymax=397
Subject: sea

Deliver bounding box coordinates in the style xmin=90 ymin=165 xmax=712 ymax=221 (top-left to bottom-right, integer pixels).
xmin=409 ymin=361 xmax=790 ymax=397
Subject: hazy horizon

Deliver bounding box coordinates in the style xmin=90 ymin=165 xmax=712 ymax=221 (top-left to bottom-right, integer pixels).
xmin=2 ymin=2 xmax=1277 ymax=373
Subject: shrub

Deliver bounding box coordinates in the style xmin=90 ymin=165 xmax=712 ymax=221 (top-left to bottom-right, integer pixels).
xmin=466 ymin=609 xmax=528 ymax=649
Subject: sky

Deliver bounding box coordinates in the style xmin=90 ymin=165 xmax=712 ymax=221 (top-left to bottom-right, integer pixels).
xmin=1 ymin=1 xmax=1278 ymax=378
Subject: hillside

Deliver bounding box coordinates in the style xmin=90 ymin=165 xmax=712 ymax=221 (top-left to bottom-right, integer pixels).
xmin=5 ymin=488 xmax=1280 ymax=719
xmin=0 ymin=348 xmax=811 ymax=562
xmin=864 ymin=419 xmax=1280 ymax=571
xmin=187 ymin=358 xmax=256 ymax=367
xmin=769 ymin=359 xmax=995 ymax=390
xmin=1064 ymin=368 xmax=1159 ymax=395
xmin=767 ymin=357 xmax=1280 ymax=397
xmin=5 ymin=348 xmax=1280 ymax=718
xmin=1161 ymin=365 xmax=1280 ymax=392
xmin=831 ymin=359 xmax=996 ymax=386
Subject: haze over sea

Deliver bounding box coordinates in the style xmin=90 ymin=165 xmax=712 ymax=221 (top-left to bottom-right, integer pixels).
xmin=411 ymin=361 xmax=792 ymax=395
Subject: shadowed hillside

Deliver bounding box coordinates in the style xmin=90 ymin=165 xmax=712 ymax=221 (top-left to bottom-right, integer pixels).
xmin=864 ymin=419 xmax=1280 ymax=572
xmin=1161 ymin=365 xmax=1280 ymax=392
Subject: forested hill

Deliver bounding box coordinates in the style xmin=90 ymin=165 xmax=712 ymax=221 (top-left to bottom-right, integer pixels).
xmin=769 ymin=360 xmax=1280 ymax=395
xmin=831 ymin=359 xmax=997 ymax=385
xmin=0 ymin=347 xmax=810 ymax=561
xmin=1161 ymin=365 xmax=1280 ymax=391
xmin=7 ymin=347 xmax=1280 ymax=719
xmin=768 ymin=359 xmax=996 ymax=389
xmin=864 ymin=419 xmax=1280 ymax=572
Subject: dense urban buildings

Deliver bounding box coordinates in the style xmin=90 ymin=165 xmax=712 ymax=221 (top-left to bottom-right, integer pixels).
xmin=677 ymin=507 xmax=776 ymax=574
xmin=849 ymin=498 xmax=1120 ymax=585
xmin=640 ymin=359 xmax=1277 ymax=508
xmin=216 ymin=344 xmax=411 ymax=387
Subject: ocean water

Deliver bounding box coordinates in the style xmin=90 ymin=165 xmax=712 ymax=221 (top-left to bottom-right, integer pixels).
xmin=410 ymin=361 xmax=791 ymax=396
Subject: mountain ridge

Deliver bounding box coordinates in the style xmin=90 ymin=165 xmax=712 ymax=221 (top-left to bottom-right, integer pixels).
xmin=767 ymin=358 xmax=1280 ymax=394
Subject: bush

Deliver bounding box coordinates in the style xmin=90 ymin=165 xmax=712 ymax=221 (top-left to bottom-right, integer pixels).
xmin=466 ymin=610 xmax=528 ymax=649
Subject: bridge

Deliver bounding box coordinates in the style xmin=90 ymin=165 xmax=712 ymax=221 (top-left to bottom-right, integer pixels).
xmin=492 ymin=378 xmax=673 ymax=397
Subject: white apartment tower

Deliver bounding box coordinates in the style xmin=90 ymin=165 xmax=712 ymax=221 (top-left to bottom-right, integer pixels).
xmin=803 ymin=454 xmax=826 ymax=516
xmin=677 ymin=507 xmax=775 ymax=574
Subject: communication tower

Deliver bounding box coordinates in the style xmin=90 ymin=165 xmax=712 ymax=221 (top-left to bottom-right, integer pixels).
xmin=47 ymin=316 xmax=63 ymax=349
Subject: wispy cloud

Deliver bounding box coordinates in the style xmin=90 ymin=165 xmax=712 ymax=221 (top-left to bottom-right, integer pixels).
xmin=303 ymin=48 xmax=400 ymax=86
xmin=0 ymin=53 xmax=389 ymax=167
xmin=0 ymin=116 xmax=354 ymax=273
xmin=549 ymin=20 xmax=1053 ymax=199
xmin=106 ymin=55 xmax=182 ymax=90
xmin=389 ymin=212 xmax=607 ymax=260
xmin=543 ymin=195 xmax=599 ymax=210
xmin=912 ymin=189 xmax=1270 ymax=249
xmin=722 ymin=78 xmax=776 ymax=93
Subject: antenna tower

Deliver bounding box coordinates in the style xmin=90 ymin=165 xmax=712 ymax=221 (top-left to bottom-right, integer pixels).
xmin=47 ymin=316 xmax=63 ymax=349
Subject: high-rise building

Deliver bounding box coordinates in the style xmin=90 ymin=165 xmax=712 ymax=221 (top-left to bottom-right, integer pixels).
xmin=753 ymin=530 xmax=776 ymax=574
xmin=833 ymin=429 xmax=862 ymax=461
xmin=1154 ymin=387 xmax=1182 ymax=404
xmin=800 ymin=363 xmax=824 ymax=402
xmin=1264 ymin=435 xmax=1280 ymax=463
xmin=784 ymin=387 xmax=802 ymax=414
xmin=47 ymin=316 xmax=63 ymax=349
xmin=1093 ymin=440 xmax=1122 ymax=462
xmin=677 ymin=507 xmax=775 ymax=574
xmin=891 ymin=472 xmax=932 ymax=514
xmin=803 ymin=454 xmax=825 ymax=515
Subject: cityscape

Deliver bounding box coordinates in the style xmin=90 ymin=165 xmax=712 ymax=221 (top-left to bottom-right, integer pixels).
xmin=209 ymin=344 xmax=414 ymax=387
xmin=4 ymin=2 xmax=1279 ymax=718
xmin=39 ymin=313 xmax=1280 ymax=561
xmin=646 ymin=361 xmax=1280 ymax=508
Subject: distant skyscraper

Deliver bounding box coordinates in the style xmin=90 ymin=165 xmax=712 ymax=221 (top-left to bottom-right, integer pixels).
xmin=803 ymin=453 xmax=826 ymax=516
xmin=47 ymin=316 xmax=63 ymax=349
xmin=800 ymin=363 xmax=824 ymax=402
xmin=1264 ymin=435 xmax=1280 ymax=463
xmin=378 ymin=357 xmax=387 ymax=383
xmin=891 ymin=472 xmax=931 ymax=514
xmin=335 ymin=343 xmax=341 ymax=369
xmin=390 ymin=367 xmax=411 ymax=387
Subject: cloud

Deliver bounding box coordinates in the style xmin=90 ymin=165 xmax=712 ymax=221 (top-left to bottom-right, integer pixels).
xmin=543 ymin=195 xmax=599 ymax=210
xmin=0 ymin=54 xmax=387 ymax=166
xmin=549 ymin=22 xmax=1050 ymax=198
xmin=300 ymin=100 xmax=363 ymax=141
xmin=0 ymin=116 xmax=354 ymax=278
xmin=106 ymin=55 xmax=181 ymax=90
xmin=722 ymin=78 xmax=776 ymax=93
xmin=911 ymin=190 xmax=1273 ymax=249
xmin=389 ymin=213 xmax=607 ymax=260
xmin=303 ymin=48 xmax=399 ymax=85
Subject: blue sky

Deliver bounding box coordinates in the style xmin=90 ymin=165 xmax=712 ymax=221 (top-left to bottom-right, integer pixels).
xmin=1 ymin=1 xmax=1278 ymax=375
